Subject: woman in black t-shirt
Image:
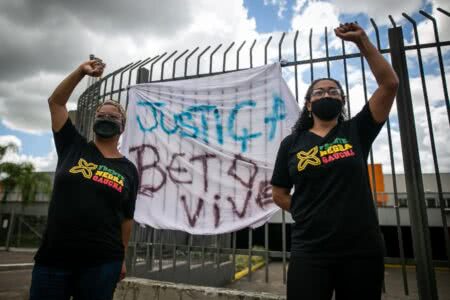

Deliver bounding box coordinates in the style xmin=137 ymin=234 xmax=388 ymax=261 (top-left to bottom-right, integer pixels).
xmin=271 ymin=23 xmax=399 ymax=300
xmin=30 ymin=59 xmax=139 ymax=300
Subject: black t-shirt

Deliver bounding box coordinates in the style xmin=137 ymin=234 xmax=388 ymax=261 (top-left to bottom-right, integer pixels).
xmin=35 ymin=118 xmax=139 ymax=267
xmin=271 ymin=103 xmax=384 ymax=258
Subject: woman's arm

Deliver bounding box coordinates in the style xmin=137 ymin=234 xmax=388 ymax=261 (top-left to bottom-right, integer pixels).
xmin=272 ymin=185 xmax=291 ymax=212
xmin=335 ymin=23 xmax=399 ymax=123
xmin=119 ymin=219 xmax=133 ymax=281
xmin=48 ymin=59 xmax=105 ymax=131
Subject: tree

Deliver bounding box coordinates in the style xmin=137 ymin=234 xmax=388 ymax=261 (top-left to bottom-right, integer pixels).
xmin=0 ymin=144 xmax=52 ymax=204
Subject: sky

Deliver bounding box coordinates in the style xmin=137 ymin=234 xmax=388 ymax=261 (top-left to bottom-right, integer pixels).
xmin=0 ymin=0 xmax=449 ymax=178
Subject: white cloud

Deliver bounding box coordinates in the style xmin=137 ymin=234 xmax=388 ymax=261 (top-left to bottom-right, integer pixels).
xmin=264 ymin=0 xmax=288 ymax=18
xmin=292 ymin=1 xmax=340 ymax=31
xmin=0 ymin=135 xmax=57 ymax=171
xmin=0 ymin=135 xmax=22 ymax=150
xmin=330 ymin=0 xmax=423 ymax=25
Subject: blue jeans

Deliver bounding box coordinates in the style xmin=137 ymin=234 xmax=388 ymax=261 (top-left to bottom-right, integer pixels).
xmin=29 ymin=261 xmax=122 ymax=300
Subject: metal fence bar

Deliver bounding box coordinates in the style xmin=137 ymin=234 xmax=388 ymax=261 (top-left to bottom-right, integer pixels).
xmin=419 ymin=10 xmax=450 ymax=126
xmin=293 ymin=30 xmax=299 ymax=102
xmin=111 ymin=63 xmax=132 ymax=97
xmin=124 ymin=56 xmax=155 ymax=109
xmin=232 ymin=231 xmax=237 ymax=281
xmin=171 ymin=232 xmax=177 ymax=271
xmin=389 ymin=26 xmax=438 ymax=300
xmin=150 ymin=228 xmax=156 ymax=271
xmin=223 ymin=42 xmax=235 ymax=72
xmin=437 ymin=7 xmax=449 ymax=16
xmin=402 ymin=12 xmax=450 ymax=270
xmin=158 ymin=230 xmax=163 ymax=272
xmin=201 ymin=235 xmax=206 ymax=269
xmin=237 ymin=41 xmax=246 ymax=70
xmin=150 ymin=53 xmax=167 ymax=82
xmin=197 ymin=46 xmax=211 ymax=75
xmin=173 ymin=50 xmax=188 ymax=78
xmin=215 ymin=235 xmax=220 ymax=269
xmin=209 ymin=44 xmax=222 ymax=74
xmin=18 ymin=216 xmax=42 ymax=239
xmin=249 ymin=39 xmax=256 ymax=68
xmin=325 ymin=27 xmax=330 ymax=77
xmin=132 ymin=57 xmax=154 ymax=83
xmin=161 ymin=51 xmax=178 ymax=80
xmin=309 ymin=29 xmax=314 ymax=81
xmin=264 ymin=36 xmax=272 ymax=65
xmin=247 ymin=229 xmax=253 ymax=281
xmin=5 ymin=210 xmax=15 ymax=250
xmin=264 ymin=223 xmax=269 ymax=283
xmin=341 ymin=38 xmax=351 ymax=117
xmin=184 ymin=47 xmax=199 ymax=77
xmin=118 ymin=60 xmax=141 ymax=103
xmin=278 ymin=32 xmax=286 ymax=62
xmin=187 ymin=234 xmax=193 ymax=273
xmin=372 ymin=17 xmax=409 ymax=295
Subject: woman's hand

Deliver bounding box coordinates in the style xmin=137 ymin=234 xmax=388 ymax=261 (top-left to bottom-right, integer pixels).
xmin=79 ymin=59 xmax=106 ymax=77
xmin=119 ymin=260 xmax=126 ymax=281
xmin=49 ymin=58 xmax=104 ymax=131
xmin=334 ymin=22 xmax=367 ymax=45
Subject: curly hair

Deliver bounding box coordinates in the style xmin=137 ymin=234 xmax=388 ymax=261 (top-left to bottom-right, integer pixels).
xmin=291 ymin=78 xmax=346 ymax=136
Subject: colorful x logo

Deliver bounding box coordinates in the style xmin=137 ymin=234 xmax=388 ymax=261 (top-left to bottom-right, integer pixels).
xmin=69 ymin=158 xmax=98 ymax=179
xmin=297 ymin=146 xmax=321 ymax=172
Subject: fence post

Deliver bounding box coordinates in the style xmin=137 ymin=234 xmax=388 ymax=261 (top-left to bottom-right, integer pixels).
xmin=17 ymin=215 xmax=22 ymax=247
xmin=136 ymin=68 xmax=149 ymax=84
xmin=388 ymin=26 xmax=438 ymax=300
xmin=5 ymin=210 xmax=15 ymax=251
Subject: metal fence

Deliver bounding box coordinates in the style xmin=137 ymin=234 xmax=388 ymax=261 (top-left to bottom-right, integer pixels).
xmin=0 ymin=212 xmax=46 ymax=250
xmin=2 ymin=7 xmax=448 ymax=300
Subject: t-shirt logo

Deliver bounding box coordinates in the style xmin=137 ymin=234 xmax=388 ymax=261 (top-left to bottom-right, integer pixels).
xmin=296 ymin=146 xmax=321 ymax=171
xmin=69 ymin=158 xmax=125 ymax=193
xmin=296 ymin=137 xmax=356 ymax=173
xmin=69 ymin=158 xmax=98 ymax=179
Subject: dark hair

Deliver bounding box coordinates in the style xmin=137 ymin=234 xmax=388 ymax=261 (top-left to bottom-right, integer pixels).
xmin=292 ymin=78 xmax=347 ymax=136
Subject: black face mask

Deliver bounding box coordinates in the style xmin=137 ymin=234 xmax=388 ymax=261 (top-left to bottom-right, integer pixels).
xmin=93 ymin=118 xmax=121 ymax=138
xmin=311 ymin=97 xmax=343 ymax=121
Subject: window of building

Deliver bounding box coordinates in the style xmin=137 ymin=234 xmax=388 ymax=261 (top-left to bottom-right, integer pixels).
xmin=398 ymin=198 xmax=407 ymax=207
xmin=426 ymin=197 xmax=436 ymax=208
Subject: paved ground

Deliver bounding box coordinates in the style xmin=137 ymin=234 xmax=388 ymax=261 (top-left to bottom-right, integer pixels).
xmin=1 ymin=250 xmax=449 ymax=300
xmin=0 ymin=250 xmax=35 ymax=300
xmin=226 ymin=262 xmax=450 ymax=300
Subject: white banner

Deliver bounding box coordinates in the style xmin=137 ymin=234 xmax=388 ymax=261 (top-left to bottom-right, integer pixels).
xmin=121 ymin=63 xmax=299 ymax=234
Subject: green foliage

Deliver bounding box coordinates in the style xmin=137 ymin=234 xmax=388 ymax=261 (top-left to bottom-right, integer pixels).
xmin=0 ymin=143 xmax=52 ymax=204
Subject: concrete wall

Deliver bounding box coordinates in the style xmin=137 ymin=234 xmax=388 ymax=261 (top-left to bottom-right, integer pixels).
xmin=114 ymin=278 xmax=285 ymax=300
xmin=384 ymin=173 xmax=450 ymax=193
